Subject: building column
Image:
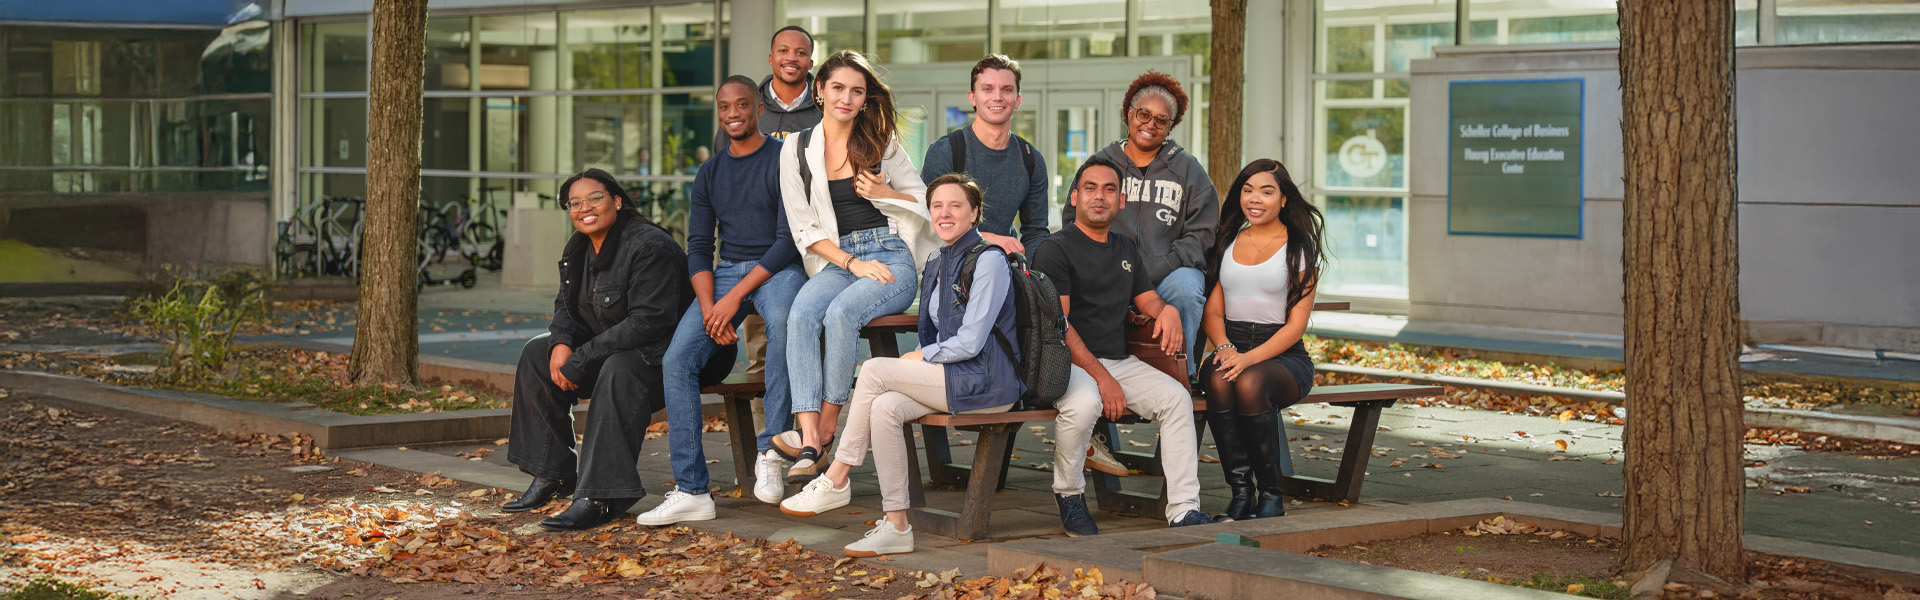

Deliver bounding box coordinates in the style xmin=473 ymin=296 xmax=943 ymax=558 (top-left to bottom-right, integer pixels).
xmin=732 ymin=0 xmax=776 ymax=78
xmin=529 ymin=48 xmax=559 ymax=197
xmin=1243 ymin=0 xmax=1285 ymax=163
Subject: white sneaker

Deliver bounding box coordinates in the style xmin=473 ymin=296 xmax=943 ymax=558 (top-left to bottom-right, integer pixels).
xmin=753 ymin=449 xmax=788 ymax=504
xmin=1086 ymin=432 xmax=1130 ymax=477
xmin=843 ymin=520 xmax=914 ymax=557
xmin=779 ymin=475 xmax=851 ymax=517
xmin=635 ymin=489 xmax=717 ymax=527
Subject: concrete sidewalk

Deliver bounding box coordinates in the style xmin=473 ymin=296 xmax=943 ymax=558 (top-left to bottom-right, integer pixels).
xmin=244 ymin=278 xmax=1920 ymax=561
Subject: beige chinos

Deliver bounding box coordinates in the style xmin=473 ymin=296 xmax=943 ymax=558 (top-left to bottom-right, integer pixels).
xmin=1050 ymin=356 xmax=1203 ymax=522
xmin=832 ymin=357 xmax=1012 ymax=511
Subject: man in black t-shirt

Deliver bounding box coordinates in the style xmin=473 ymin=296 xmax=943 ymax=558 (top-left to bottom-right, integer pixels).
xmin=1030 ymin=157 xmax=1220 ymax=535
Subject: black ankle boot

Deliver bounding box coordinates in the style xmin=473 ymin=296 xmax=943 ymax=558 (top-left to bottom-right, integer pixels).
xmin=1241 ymin=409 xmax=1287 ymax=519
xmin=539 ymin=497 xmax=640 ymax=530
xmin=503 ymin=476 xmax=576 ymax=513
xmin=1203 ymin=411 xmax=1254 ymax=521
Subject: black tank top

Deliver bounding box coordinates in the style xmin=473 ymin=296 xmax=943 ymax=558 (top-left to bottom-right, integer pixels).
xmin=828 ymin=177 xmax=888 ymax=233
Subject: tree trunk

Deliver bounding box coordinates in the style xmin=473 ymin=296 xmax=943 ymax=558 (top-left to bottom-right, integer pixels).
xmin=349 ymin=0 xmax=428 ymax=387
xmin=1207 ymin=0 xmax=1246 ymax=194
xmin=1618 ymin=0 xmax=1744 ymax=582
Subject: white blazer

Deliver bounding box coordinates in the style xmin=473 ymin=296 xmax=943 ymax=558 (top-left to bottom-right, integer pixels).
xmin=779 ymin=130 xmax=939 ymax=277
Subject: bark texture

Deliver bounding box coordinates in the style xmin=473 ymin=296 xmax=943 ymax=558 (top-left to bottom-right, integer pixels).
xmin=349 ymin=0 xmax=428 ymax=386
xmin=1207 ymin=0 xmax=1246 ymax=194
xmin=1618 ymin=0 xmax=1745 ymax=581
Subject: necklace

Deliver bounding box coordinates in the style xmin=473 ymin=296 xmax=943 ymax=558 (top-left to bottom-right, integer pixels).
xmin=1241 ymin=226 xmax=1286 ymax=263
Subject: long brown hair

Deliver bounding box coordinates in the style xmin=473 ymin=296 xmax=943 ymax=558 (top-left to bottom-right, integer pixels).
xmin=1204 ymin=159 xmax=1325 ymax=314
xmin=815 ymin=50 xmax=901 ymax=171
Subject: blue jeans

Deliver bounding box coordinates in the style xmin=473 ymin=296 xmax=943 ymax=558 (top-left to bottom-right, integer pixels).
xmin=1156 ymin=266 xmax=1206 ymax=377
xmin=661 ymin=260 xmax=808 ymax=495
xmin=787 ymin=227 xmax=920 ymax=413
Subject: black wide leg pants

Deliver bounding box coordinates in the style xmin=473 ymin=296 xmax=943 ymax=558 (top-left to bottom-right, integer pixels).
xmin=506 ymin=333 xmax=662 ymax=499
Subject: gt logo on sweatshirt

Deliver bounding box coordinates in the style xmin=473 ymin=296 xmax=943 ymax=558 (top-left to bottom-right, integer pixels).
xmin=1121 ymin=176 xmax=1183 ymax=225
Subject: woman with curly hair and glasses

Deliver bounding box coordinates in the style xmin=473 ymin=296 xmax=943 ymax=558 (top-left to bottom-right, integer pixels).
xmin=1066 ymin=71 xmax=1219 ymax=382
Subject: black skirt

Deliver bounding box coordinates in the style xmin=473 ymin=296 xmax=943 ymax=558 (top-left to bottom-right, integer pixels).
xmin=1206 ymin=319 xmax=1315 ymax=397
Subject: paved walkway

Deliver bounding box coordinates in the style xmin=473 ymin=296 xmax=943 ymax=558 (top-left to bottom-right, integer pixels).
xmin=12 ymin=280 xmax=1902 ymax=570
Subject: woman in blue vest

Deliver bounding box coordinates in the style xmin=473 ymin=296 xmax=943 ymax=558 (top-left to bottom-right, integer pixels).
xmin=778 ymin=174 xmax=1022 ymax=557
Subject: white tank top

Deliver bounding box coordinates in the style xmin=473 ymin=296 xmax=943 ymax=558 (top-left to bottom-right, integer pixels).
xmin=1219 ymin=236 xmax=1296 ymax=325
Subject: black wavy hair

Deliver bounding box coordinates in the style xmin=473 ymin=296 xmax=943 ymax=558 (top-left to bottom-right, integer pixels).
xmin=1204 ymin=159 xmax=1325 ymax=315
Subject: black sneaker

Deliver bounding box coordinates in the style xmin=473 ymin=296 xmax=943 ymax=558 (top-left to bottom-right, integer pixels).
xmin=1169 ymin=509 xmax=1221 ymax=528
xmin=1055 ymin=493 xmax=1099 ymax=537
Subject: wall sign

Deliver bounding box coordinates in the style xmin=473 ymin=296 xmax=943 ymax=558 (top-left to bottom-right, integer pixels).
xmin=1448 ymin=79 xmax=1584 ymax=238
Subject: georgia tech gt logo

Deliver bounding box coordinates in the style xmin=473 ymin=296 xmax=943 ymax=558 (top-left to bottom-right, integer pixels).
xmin=1121 ymin=260 xmax=1132 ymax=273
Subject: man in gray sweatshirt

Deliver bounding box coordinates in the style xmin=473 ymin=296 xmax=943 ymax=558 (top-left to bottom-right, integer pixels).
xmin=759 ymin=26 xmax=822 ymax=140
xmin=1064 ymin=72 xmax=1219 ymax=376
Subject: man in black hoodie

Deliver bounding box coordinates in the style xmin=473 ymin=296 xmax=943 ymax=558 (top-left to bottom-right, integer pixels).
xmin=759 ymin=25 xmax=822 ymax=139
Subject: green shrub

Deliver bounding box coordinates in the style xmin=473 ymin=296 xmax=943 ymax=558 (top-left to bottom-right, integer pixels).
xmin=129 ymin=271 xmax=267 ymax=381
xmin=0 ymin=577 xmax=139 ymax=600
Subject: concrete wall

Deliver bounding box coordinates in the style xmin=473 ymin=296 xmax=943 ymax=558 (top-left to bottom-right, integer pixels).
xmin=1408 ymin=44 xmax=1920 ymax=352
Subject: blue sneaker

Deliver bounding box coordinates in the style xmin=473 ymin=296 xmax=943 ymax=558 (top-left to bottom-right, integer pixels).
xmin=1169 ymin=509 xmax=1221 ymax=527
xmin=1055 ymin=493 xmax=1099 ymax=537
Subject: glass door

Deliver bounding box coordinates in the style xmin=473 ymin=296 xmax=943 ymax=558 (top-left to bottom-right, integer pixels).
xmin=1042 ymin=89 xmax=1106 ymax=232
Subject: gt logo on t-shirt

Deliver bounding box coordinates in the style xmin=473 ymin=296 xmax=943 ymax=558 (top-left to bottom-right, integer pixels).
xmin=1121 ymin=260 xmax=1132 ymax=273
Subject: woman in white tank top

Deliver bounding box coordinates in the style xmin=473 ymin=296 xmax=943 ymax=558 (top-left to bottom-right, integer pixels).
xmin=1197 ymin=158 xmax=1325 ymax=522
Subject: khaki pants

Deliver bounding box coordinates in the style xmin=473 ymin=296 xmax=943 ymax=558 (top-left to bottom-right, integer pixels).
xmin=833 ymin=357 xmax=1011 ymax=511
xmin=1051 ymin=357 xmax=1203 ymax=522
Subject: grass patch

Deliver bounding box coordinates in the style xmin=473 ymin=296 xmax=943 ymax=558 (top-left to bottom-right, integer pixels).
xmin=1502 ymin=573 xmax=1628 ymax=599
xmin=1 ymin=578 xmax=141 ymax=600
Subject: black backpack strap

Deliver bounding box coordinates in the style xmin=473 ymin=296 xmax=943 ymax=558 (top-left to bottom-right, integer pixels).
xmin=796 ymin=127 xmax=815 ymax=204
xmin=956 ymin=240 xmax=1020 ymax=365
xmin=947 ymin=128 xmax=968 ymax=175
xmin=1018 ymin=137 xmax=1036 ymax=176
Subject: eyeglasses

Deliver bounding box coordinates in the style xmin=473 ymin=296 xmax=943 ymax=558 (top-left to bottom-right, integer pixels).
xmin=563 ymin=191 xmax=609 ymax=212
xmin=1130 ymin=107 xmax=1174 ymax=131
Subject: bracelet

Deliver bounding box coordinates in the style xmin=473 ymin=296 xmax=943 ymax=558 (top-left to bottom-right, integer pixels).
xmin=1218 ymin=343 xmax=1239 ymax=353
xmin=842 ymin=255 xmax=855 ymax=270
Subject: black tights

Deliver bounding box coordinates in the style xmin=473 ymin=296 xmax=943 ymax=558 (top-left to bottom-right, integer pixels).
xmin=1199 ymin=357 xmax=1307 ymax=416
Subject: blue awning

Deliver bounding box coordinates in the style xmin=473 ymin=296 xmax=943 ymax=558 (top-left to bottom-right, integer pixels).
xmin=1 ymin=0 xmax=264 ymax=26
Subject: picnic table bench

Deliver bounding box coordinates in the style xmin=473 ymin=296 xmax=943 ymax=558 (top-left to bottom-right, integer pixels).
xmin=700 ymin=304 xmax=1445 ymax=541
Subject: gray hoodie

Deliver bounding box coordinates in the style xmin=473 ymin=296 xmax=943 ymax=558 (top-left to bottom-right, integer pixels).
xmin=1064 ymin=139 xmax=1220 ymax=285
xmin=758 ymin=74 xmax=821 ymax=140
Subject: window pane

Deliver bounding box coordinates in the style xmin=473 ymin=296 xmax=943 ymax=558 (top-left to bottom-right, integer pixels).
xmin=787 ymin=0 xmax=866 ymax=58
xmin=302 ymin=20 xmax=367 ymax=93
xmin=875 ymin=1 xmax=987 ymax=64
xmin=567 ymin=9 xmax=652 ymax=90
xmin=1141 ymin=0 xmax=1210 ymax=67
xmin=1318 ymin=195 xmax=1407 ymax=298
xmin=421 ymin=98 xmax=476 ymax=171
xmin=1778 ymin=0 xmax=1920 ymax=44
xmin=1001 ymin=0 xmax=1128 ymax=60
xmin=477 ymin=97 xmax=527 ymax=173
xmin=1736 ymin=0 xmax=1759 ymax=46
xmin=424 ymin=16 xmax=473 ymax=92
xmin=568 ymin=94 xmax=713 ymax=178
xmin=656 ymin=3 xmax=720 ymax=88
xmin=1507 ymin=14 xmax=1618 ymax=44
xmin=1386 ymin=22 xmax=1453 ymax=72
xmin=300 ymin=97 xmax=366 ymax=168
xmin=1323 ymin=25 xmax=1373 ymax=73
xmin=300 ymin=171 xmax=367 ymax=204
xmin=1319 ymin=95 xmax=1405 ymax=189
xmin=476 ymin=13 xmax=558 ymax=91
xmin=1464 ymin=0 xmax=1618 ymax=45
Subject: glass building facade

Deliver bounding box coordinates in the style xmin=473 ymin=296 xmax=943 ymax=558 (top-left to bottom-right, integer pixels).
xmin=278 ymin=0 xmax=1920 ymax=298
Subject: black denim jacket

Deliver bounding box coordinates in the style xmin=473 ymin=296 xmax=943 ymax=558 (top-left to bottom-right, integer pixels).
xmin=548 ymin=211 xmax=693 ymax=384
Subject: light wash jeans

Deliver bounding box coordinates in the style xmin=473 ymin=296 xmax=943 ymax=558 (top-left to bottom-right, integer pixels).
xmin=1155 ymin=266 xmax=1207 ymax=376
xmin=787 ymin=227 xmax=920 ymax=413
xmin=661 ymin=260 xmax=808 ymax=495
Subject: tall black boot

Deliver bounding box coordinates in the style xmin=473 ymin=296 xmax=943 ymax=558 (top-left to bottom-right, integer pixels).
xmin=1241 ymin=409 xmax=1288 ymax=519
xmin=1204 ymin=411 xmax=1255 ymax=521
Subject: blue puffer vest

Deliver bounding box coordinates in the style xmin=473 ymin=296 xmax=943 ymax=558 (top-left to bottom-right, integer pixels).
xmin=917 ymin=228 xmax=1025 ymax=413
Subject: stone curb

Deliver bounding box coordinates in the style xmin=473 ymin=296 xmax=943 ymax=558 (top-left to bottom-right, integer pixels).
xmin=0 ymin=370 xmax=524 ymax=450
xmin=989 ymin=498 xmax=1920 ymax=600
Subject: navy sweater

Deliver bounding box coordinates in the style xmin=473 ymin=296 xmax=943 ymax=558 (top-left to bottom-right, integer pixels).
xmin=685 ymin=135 xmax=799 ymax=275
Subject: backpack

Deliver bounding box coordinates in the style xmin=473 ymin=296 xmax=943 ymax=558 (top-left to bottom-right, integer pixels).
xmin=956 ymin=240 xmax=1071 ymax=408
xmin=947 ymin=128 xmax=1036 ymax=177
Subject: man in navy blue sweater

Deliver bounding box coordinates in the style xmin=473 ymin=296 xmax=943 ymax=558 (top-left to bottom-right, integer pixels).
xmin=641 ymin=75 xmax=806 ymax=525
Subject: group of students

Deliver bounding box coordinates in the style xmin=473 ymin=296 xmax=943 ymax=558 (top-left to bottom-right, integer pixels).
xmin=499 ymin=25 xmax=1331 ymax=559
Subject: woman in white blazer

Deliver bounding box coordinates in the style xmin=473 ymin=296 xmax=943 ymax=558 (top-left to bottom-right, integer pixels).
xmin=775 ymin=50 xmax=939 ymax=483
